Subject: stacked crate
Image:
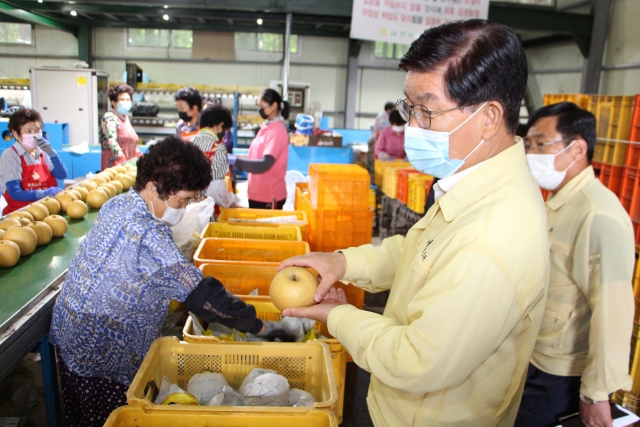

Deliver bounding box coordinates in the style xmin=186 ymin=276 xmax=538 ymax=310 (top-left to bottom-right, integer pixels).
xmin=406 ymin=174 xmax=435 ymax=214
xmin=396 ymin=168 xmax=421 ymax=205
xmin=297 ymin=164 xmax=373 ymax=253
xmin=626 ymin=96 xmax=640 ymax=242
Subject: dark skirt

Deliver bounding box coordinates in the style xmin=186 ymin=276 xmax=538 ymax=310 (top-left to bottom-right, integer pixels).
xmin=56 ymin=350 xmax=127 ymax=427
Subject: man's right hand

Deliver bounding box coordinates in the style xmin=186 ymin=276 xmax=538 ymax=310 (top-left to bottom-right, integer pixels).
xmin=277 ymin=252 xmax=347 ymax=302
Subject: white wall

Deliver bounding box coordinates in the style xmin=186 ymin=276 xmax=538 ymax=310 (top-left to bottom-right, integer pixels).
xmin=93 ymin=28 xmax=350 ymax=119
xmin=526 ymin=0 xmax=640 ymax=105
xmin=0 ymin=26 xmax=79 ymax=78
xmin=601 ymin=0 xmax=640 ymax=94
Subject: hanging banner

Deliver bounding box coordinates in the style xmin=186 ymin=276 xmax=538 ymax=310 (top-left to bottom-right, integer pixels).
xmin=350 ymin=0 xmax=491 ymax=45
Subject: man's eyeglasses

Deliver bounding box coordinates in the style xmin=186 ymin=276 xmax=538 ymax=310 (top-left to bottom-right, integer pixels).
xmin=396 ymin=99 xmax=460 ymax=129
xmin=523 ymin=137 xmax=574 ymax=154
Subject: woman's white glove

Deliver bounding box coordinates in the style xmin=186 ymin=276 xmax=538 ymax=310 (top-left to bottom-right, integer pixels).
xmin=206 ymin=179 xmax=236 ymax=208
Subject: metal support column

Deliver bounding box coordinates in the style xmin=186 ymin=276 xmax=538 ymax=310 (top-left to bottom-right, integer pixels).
xmin=232 ymin=91 xmax=239 ymax=148
xmin=580 ymin=0 xmax=612 ymax=94
xmin=282 ymin=13 xmax=292 ymax=101
xmin=77 ymin=26 xmax=92 ymax=66
xmin=345 ymin=40 xmax=360 ymax=129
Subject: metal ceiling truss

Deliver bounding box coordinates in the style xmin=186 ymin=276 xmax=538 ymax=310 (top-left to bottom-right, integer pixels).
xmin=0 ymin=0 xmax=594 ymax=53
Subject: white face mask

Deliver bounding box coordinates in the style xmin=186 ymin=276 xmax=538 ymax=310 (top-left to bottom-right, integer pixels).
xmin=148 ymin=191 xmax=186 ymax=227
xmin=526 ymin=141 xmax=575 ymax=191
xmin=391 ymin=125 xmax=404 ymax=133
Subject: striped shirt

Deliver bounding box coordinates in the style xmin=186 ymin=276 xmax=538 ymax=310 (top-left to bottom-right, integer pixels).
xmin=190 ymin=129 xmax=228 ymax=180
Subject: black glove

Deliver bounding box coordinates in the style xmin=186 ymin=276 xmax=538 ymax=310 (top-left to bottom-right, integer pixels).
xmin=185 ymin=277 xmax=263 ymax=334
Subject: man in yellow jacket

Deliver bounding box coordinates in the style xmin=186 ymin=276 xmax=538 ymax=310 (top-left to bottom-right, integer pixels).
xmin=515 ymin=103 xmax=634 ymax=427
xmin=280 ymin=20 xmax=550 ymax=426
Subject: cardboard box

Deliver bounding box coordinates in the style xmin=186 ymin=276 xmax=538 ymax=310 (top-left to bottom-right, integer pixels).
xmin=307 ymin=133 xmax=343 ymax=147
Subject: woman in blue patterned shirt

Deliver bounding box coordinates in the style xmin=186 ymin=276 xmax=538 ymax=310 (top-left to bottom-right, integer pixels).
xmin=49 ymin=137 xmax=267 ymax=427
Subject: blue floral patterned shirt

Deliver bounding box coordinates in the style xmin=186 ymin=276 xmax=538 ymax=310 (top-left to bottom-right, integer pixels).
xmin=49 ymin=188 xmax=202 ymax=385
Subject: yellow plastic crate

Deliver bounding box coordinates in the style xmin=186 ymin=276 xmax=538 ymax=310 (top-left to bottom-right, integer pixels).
xmin=542 ymin=93 xmax=590 ymax=110
xmin=407 ymin=174 xmax=434 ymax=215
xmin=589 ymin=95 xmax=635 ymax=165
xmin=183 ymin=295 xmax=348 ymax=423
xmin=200 ymin=222 xmax=302 ymax=241
xmin=368 ymin=188 xmax=376 ymax=211
xmin=104 ymin=406 xmax=338 ymax=427
xmin=127 ymin=337 xmax=338 ymax=414
xmin=217 ymin=208 xmax=309 ymax=241
xmin=193 ymin=238 xmax=310 ymax=267
xmin=307 ymin=164 xmax=370 ymax=210
xmin=374 ymin=159 xmax=411 ymax=187
xmin=294 ymin=182 xmax=309 ymax=212
xmin=382 ymin=164 xmax=412 ymax=199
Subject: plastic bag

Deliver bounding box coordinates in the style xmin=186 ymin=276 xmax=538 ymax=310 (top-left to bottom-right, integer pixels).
xmin=170 ymin=197 xmax=215 ymax=261
xmin=288 ymin=388 xmax=316 ymax=407
xmin=280 ymin=317 xmax=316 ymax=342
xmin=206 ymin=385 xmax=244 ymax=406
xmin=187 ymin=373 xmax=229 ymax=405
xmin=155 ymin=376 xmax=189 ymax=405
xmin=238 ymin=369 xmax=277 ymax=397
xmin=241 ymin=373 xmax=290 ymax=407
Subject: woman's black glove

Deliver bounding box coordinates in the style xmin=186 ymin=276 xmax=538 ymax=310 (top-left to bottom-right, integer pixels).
xmin=185 ymin=277 xmax=263 ymax=334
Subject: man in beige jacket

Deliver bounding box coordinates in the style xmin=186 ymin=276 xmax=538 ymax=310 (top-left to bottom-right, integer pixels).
xmin=280 ymin=20 xmax=550 ymax=426
xmin=515 ymin=102 xmax=634 ymax=427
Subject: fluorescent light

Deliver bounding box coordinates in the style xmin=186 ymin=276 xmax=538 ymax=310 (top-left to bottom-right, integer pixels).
xmin=162 ymin=14 xmax=169 ymax=20
xmin=257 ymin=18 xmax=263 ymax=25
xmin=163 ymin=4 xmax=168 ymax=8
xmin=70 ymin=10 xmax=77 ymax=16
xmin=37 ymin=0 xmax=43 ymax=3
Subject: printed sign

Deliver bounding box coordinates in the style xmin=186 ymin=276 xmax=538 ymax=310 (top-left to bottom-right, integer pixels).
xmin=76 ymin=75 xmax=87 ymax=86
xmin=350 ymin=0 xmax=490 ymax=45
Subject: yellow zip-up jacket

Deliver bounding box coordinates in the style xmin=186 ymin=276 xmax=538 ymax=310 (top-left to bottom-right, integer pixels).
xmin=531 ymin=166 xmax=634 ymax=401
xmin=328 ymin=142 xmax=550 ymax=426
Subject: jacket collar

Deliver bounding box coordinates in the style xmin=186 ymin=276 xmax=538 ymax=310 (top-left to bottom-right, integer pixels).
xmin=413 ymin=137 xmax=527 ymax=229
xmin=546 ymin=166 xmax=595 ymax=211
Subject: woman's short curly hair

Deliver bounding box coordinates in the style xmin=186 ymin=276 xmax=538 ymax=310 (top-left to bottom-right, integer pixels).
xmin=9 ymin=108 xmax=43 ymax=135
xmin=200 ymin=104 xmax=233 ymax=130
xmin=108 ymin=83 xmax=134 ymax=102
xmin=134 ymin=136 xmax=212 ymax=198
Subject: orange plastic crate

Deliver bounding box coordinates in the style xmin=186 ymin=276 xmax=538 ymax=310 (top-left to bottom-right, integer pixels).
xmin=631 ymin=175 xmax=640 ymax=223
xmin=193 ymin=238 xmax=309 ymax=267
xmin=307 ymin=164 xmax=370 ymax=210
xmin=198 ymin=263 xmax=364 ymax=309
xmin=626 ymin=96 xmax=640 ymax=169
xmin=540 ymin=188 xmax=552 ymax=202
xmin=600 ymin=165 xmax=624 ymax=196
xmin=396 ymin=168 xmax=420 ymax=205
xmin=298 ymin=191 xmax=373 ymax=253
xmin=635 ymin=220 xmax=640 ymax=245
xmin=621 ymin=167 xmax=638 ymax=204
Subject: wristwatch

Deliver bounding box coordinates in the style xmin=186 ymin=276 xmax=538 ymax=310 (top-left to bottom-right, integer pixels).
xmin=580 ymin=393 xmax=607 ymax=405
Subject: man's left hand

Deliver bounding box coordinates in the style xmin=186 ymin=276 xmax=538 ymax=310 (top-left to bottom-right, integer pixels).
xmin=580 ymin=400 xmax=613 ymax=427
xmin=283 ymin=286 xmax=348 ymax=324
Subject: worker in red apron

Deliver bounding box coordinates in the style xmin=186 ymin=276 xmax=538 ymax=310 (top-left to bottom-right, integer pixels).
xmin=0 ymin=108 xmax=68 ymax=215
xmin=101 ymin=83 xmax=142 ymax=170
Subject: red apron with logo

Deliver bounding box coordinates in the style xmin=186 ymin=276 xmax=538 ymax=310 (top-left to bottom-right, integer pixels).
xmin=3 ymin=147 xmax=58 ymax=215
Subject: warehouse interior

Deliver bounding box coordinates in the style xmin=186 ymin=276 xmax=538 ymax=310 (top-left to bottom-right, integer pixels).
xmin=1 ymin=0 xmax=640 ymax=426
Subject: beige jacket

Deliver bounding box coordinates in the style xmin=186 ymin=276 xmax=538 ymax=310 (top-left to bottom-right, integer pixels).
xmin=328 ymin=142 xmax=550 ymax=426
xmin=531 ymin=166 xmax=634 ymax=401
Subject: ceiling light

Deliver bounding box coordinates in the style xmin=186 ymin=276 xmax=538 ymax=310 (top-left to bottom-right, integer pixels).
xmin=70 ymin=10 xmax=77 ymax=16
xmin=257 ymin=18 xmax=263 ymax=25
xmin=68 ymin=1 xmax=75 ymax=3
xmin=37 ymin=0 xmax=43 ymax=3
xmin=162 ymin=14 xmax=169 ymax=20
xmin=163 ymin=4 xmax=168 ymax=8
